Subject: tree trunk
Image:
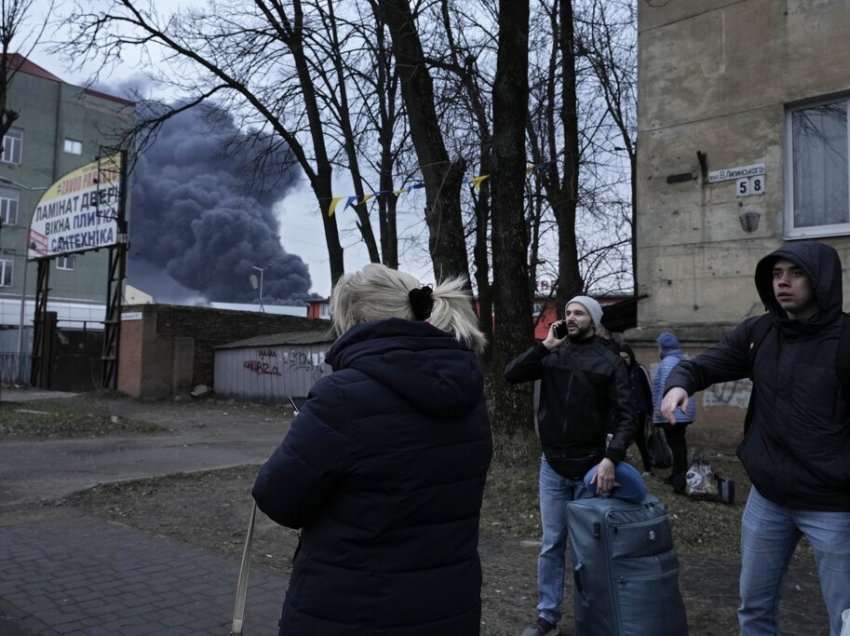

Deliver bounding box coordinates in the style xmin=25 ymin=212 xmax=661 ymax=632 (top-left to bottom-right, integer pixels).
xmin=379 ymin=0 xmax=470 ymax=282
xmin=473 ymin=160 xmax=494 ymax=360
xmin=324 ymin=0 xmax=382 ymax=264
xmin=555 ymin=0 xmax=582 ymax=316
xmin=630 ymin=155 xmax=638 ymax=294
xmin=490 ymin=0 xmax=533 ymax=434
xmin=312 ymin=170 xmax=345 ymax=286
xmin=289 ymin=1 xmax=345 ymax=284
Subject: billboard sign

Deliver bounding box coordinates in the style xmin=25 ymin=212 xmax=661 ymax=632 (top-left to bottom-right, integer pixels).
xmin=28 ymin=153 xmax=123 ymax=260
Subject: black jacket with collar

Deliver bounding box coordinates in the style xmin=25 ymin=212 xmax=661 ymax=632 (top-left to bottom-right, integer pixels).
xmin=252 ymin=319 xmax=492 ymax=635
xmin=666 ymin=241 xmax=850 ymax=511
xmin=504 ymin=335 xmax=635 ymax=479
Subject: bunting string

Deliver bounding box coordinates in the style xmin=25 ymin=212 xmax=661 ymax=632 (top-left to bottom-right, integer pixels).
xmin=326 ymin=162 xmax=551 ymax=217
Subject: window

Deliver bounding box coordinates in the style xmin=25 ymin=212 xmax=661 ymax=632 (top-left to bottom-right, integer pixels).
xmin=0 ymin=258 xmax=12 ymax=286
xmin=63 ymin=138 xmax=82 ymax=155
xmin=0 ymin=187 xmax=19 ymax=225
xmin=786 ymin=98 xmax=850 ymax=238
xmin=0 ymin=128 xmax=22 ymax=164
xmin=57 ymin=254 xmax=76 ymax=271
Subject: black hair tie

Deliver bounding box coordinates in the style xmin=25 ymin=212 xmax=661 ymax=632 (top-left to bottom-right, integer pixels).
xmin=409 ymin=285 xmax=434 ymax=321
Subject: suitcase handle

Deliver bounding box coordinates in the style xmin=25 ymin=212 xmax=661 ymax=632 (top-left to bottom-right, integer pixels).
xmin=573 ymin=563 xmax=584 ymax=595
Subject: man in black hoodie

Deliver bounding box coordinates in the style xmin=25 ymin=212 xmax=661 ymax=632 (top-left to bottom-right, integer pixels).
xmin=661 ymin=241 xmax=850 ymax=636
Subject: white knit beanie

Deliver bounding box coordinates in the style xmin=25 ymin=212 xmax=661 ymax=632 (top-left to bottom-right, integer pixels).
xmin=567 ymin=295 xmax=603 ymax=331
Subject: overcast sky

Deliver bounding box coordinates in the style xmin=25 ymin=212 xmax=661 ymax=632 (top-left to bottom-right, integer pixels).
xmin=25 ymin=0 xmax=435 ymax=298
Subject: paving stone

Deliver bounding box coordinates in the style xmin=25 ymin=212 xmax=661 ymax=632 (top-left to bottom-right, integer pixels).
xmin=0 ymin=516 xmax=286 ymax=636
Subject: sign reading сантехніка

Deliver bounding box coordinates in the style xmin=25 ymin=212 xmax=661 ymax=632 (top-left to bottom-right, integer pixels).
xmin=27 ymin=153 xmax=123 ymax=260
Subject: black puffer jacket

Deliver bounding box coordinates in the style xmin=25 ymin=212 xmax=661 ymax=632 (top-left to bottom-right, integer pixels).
xmin=504 ymin=336 xmax=635 ymax=478
xmin=666 ymin=241 xmax=850 ymax=511
xmin=253 ymin=319 xmax=492 ymax=635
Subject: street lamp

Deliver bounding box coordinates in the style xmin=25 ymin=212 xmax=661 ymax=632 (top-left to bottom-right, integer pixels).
xmin=250 ymin=265 xmax=265 ymax=313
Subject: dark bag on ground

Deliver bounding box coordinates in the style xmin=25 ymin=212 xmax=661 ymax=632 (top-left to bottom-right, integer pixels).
xmin=647 ymin=427 xmax=673 ymax=468
xmin=567 ymin=495 xmax=688 ymax=636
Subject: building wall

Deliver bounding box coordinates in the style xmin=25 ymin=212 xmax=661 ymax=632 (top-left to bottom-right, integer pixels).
xmin=0 ymin=67 xmax=134 ymax=314
xmin=118 ymin=304 xmax=332 ymax=399
xmin=636 ymin=0 xmax=850 ymax=330
xmin=214 ymin=344 xmax=332 ymax=401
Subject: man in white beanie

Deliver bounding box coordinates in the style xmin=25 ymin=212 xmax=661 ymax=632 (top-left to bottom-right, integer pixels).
xmin=505 ymin=296 xmax=635 ymax=636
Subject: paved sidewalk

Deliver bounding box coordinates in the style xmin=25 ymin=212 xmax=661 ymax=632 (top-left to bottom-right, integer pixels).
xmin=0 ymin=390 xmax=79 ymax=403
xmin=0 ymin=514 xmax=287 ymax=636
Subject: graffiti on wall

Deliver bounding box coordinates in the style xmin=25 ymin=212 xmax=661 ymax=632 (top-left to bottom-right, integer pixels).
xmin=243 ymin=359 xmax=282 ymax=376
xmin=702 ymin=378 xmax=752 ymax=409
xmin=242 ymin=348 xmax=330 ymax=382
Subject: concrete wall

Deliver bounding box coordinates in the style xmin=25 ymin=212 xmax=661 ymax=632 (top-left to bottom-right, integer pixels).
xmin=636 ymin=0 xmax=850 ymax=329
xmin=117 ymin=304 xmax=331 ymax=399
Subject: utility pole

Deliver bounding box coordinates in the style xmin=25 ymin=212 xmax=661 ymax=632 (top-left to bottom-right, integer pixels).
xmin=251 ymin=265 xmax=265 ymax=312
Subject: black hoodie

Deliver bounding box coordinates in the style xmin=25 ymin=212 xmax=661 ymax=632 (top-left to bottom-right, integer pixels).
xmin=665 ymin=241 xmax=850 ymax=511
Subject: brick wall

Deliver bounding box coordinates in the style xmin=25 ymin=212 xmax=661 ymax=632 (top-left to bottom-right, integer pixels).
xmin=153 ymin=305 xmax=330 ymax=387
xmin=115 ymin=304 xmax=331 ymax=398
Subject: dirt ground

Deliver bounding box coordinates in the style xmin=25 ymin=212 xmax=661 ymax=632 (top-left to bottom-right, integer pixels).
xmin=4 ymin=393 xmax=827 ymax=635
xmin=0 ymin=395 xmax=166 ymax=438
xmin=61 ymin=411 xmax=824 ymax=635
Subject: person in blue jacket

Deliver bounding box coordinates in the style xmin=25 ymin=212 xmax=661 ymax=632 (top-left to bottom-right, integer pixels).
xmin=252 ymin=263 xmax=492 ymax=636
xmin=652 ymin=330 xmax=696 ymax=493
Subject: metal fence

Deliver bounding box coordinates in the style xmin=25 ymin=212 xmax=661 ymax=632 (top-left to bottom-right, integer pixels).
xmin=0 ymin=328 xmax=32 ymax=384
xmin=0 ymin=352 xmax=30 ymax=384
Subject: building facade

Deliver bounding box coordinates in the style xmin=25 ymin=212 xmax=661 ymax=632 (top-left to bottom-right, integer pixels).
xmin=636 ymin=1 xmax=850 ymax=330
xmin=634 ymin=1 xmax=850 ymax=421
xmin=0 ymin=55 xmax=134 ymax=328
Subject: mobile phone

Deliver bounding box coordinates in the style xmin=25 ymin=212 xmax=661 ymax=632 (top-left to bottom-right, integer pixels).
xmin=553 ymin=321 xmax=567 ymax=339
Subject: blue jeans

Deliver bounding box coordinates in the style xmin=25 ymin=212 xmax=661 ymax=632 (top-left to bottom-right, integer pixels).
xmin=537 ymin=457 xmax=589 ymax=625
xmin=739 ymin=487 xmax=850 ymax=636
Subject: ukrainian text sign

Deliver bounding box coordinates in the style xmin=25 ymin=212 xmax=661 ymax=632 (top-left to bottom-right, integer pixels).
xmin=707 ymin=163 xmax=765 ymax=184
xmin=28 ymin=153 xmax=123 ymax=260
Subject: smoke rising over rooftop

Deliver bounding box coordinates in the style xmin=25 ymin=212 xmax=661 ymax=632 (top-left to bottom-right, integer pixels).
xmin=127 ymin=100 xmax=311 ymax=304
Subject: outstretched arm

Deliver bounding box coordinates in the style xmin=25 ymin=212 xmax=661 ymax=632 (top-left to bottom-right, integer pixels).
xmin=661 ymin=319 xmax=755 ymax=423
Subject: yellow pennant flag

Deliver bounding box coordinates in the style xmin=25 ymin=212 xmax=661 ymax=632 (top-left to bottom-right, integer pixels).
xmin=360 ymin=193 xmax=375 ymax=205
xmin=472 ymin=175 xmax=490 ymax=190
xmin=393 ymin=188 xmax=407 ymax=196
xmin=327 ymin=196 xmax=344 ymax=217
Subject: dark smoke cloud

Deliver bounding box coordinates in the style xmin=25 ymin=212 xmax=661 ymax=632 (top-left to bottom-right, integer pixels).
xmin=126 ymin=100 xmax=311 ymax=303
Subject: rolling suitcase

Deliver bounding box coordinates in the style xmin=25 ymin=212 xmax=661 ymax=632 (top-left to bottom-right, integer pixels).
xmin=567 ymin=494 xmax=688 ymax=636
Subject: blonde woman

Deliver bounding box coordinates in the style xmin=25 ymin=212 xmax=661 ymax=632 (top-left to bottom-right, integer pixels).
xmin=253 ymin=263 xmax=492 ymax=636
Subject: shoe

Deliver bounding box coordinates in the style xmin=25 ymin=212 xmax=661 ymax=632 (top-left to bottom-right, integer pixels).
xmin=520 ymin=617 xmax=560 ymax=636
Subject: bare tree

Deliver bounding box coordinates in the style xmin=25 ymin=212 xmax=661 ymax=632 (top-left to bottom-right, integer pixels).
xmin=489 ymin=0 xmax=533 ymax=433
xmin=0 ymin=0 xmax=54 ymax=149
xmin=345 ymin=0 xmax=412 ymax=269
xmin=422 ymin=0 xmax=497 ymax=348
xmin=378 ymin=0 xmax=470 ymax=283
xmin=62 ymin=0 xmax=365 ymax=285
xmin=306 ymin=0 xmax=383 ymax=264
xmin=577 ymin=0 xmax=637 ymax=292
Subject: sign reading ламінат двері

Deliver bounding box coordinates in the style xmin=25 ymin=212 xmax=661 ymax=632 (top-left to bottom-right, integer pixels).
xmin=27 ymin=153 xmax=123 ymax=260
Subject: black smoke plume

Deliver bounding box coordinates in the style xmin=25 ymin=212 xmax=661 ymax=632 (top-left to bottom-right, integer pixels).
xmin=127 ymin=101 xmax=311 ymax=303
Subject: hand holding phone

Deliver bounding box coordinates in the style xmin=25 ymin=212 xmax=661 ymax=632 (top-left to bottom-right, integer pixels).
xmin=553 ymin=320 xmax=567 ymax=339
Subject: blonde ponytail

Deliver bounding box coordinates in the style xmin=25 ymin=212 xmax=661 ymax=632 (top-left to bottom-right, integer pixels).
xmin=428 ymin=276 xmax=487 ymax=354
xmin=330 ymin=263 xmax=486 ymax=353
